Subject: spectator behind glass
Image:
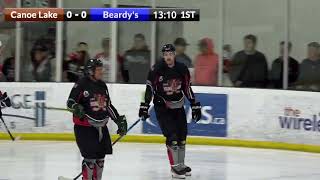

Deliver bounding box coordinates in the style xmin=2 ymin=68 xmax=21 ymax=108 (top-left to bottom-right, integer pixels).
xmin=0 ymin=41 xmax=7 ymax=82
xmin=270 ymin=41 xmax=299 ymax=89
xmin=95 ymin=38 xmax=124 ymax=82
xmin=63 ymin=42 xmax=90 ymax=82
xmin=296 ymin=42 xmax=320 ymax=91
xmin=63 ymin=51 xmax=87 ymax=82
xmin=0 ymin=40 xmax=3 ymax=56
xmin=230 ymin=34 xmax=268 ymax=88
xmin=223 ymin=44 xmax=233 ymax=86
xmin=123 ymin=33 xmax=150 ymax=83
xmin=77 ymin=42 xmax=90 ymax=60
xmin=194 ymin=38 xmax=219 ymax=86
xmin=2 ymin=50 xmax=15 ymax=82
xmin=223 ymin=44 xmax=232 ymax=73
xmin=174 ymin=38 xmax=193 ymax=68
xmin=33 ymin=37 xmax=55 ymax=58
xmin=24 ymin=44 xmax=54 ymax=82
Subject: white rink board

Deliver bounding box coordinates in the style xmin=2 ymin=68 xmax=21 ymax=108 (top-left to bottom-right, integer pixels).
xmin=0 ymin=83 xmax=145 ymax=134
xmin=0 ymin=83 xmax=320 ymax=145
xmin=197 ymin=87 xmax=320 ymax=145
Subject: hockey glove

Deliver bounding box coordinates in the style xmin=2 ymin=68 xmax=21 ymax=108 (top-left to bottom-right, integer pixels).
xmin=0 ymin=92 xmax=11 ymax=107
xmin=139 ymin=102 xmax=150 ymax=121
xmin=191 ymin=102 xmax=202 ymax=122
xmin=115 ymin=115 xmax=127 ymax=136
xmin=73 ymin=103 xmax=85 ymax=119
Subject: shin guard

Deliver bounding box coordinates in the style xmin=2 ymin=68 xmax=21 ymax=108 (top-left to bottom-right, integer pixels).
xmin=178 ymin=141 xmax=186 ymax=165
xmin=179 ymin=141 xmax=191 ymax=176
xmin=82 ymin=159 xmax=95 ymax=180
xmin=167 ymin=141 xmax=179 ymax=166
xmin=93 ymin=158 xmax=104 ymax=180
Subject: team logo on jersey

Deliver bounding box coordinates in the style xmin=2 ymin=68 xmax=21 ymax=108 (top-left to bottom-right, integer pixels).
xmin=159 ymin=76 xmax=163 ymax=82
xmin=163 ymin=79 xmax=182 ymax=95
xmin=83 ymin=91 xmax=90 ymax=97
xmin=90 ymin=94 xmax=107 ymax=111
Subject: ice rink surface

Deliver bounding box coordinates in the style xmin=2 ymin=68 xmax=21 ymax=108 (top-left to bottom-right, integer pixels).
xmin=1 ymin=141 xmax=320 ymax=180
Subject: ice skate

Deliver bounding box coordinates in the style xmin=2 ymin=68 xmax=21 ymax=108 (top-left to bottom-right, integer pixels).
xmin=182 ymin=164 xmax=191 ymax=176
xmin=171 ymin=165 xmax=186 ymax=179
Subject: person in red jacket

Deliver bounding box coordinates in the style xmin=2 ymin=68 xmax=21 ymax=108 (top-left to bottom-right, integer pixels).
xmin=194 ymin=38 xmax=219 ymax=86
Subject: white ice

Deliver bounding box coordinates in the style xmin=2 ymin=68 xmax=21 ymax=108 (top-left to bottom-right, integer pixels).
xmin=1 ymin=141 xmax=320 ymax=180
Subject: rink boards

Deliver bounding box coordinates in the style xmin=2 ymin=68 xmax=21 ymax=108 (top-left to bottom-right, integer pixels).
xmin=0 ymin=83 xmax=320 ymax=152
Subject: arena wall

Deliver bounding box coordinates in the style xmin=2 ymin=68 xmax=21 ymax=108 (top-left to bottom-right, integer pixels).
xmin=0 ymin=83 xmax=320 ymax=153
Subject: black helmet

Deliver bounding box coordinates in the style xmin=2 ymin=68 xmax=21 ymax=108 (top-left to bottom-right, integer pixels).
xmin=162 ymin=44 xmax=175 ymax=53
xmin=84 ymin=58 xmax=103 ymax=77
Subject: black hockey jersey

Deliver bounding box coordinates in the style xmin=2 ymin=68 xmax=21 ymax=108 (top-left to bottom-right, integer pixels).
xmin=0 ymin=91 xmax=11 ymax=117
xmin=67 ymin=77 xmax=119 ymax=126
xmin=144 ymin=60 xmax=195 ymax=108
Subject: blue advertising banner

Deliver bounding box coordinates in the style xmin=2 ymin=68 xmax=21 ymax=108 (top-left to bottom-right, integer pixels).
xmin=142 ymin=93 xmax=228 ymax=137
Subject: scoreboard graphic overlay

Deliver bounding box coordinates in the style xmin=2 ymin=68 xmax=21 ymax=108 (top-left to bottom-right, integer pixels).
xmin=3 ymin=8 xmax=200 ymax=21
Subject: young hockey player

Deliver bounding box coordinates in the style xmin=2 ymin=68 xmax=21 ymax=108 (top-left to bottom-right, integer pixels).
xmin=0 ymin=91 xmax=11 ymax=115
xmin=67 ymin=59 xmax=127 ymax=180
xmin=139 ymin=44 xmax=202 ymax=179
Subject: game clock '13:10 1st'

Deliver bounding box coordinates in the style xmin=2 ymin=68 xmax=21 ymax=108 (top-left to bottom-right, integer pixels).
xmin=3 ymin=8 xmax=200 ymax=21
xmin=151 ymin=8 xmax=199 ymax=21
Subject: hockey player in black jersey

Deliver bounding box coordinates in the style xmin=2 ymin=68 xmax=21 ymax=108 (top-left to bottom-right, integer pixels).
xmin=139 ymin=44 xmax=202 ymax=179
xmin=0 ymin=90 xmax=11 ymax=119
xmin=67 ymin=59 xmax=127 ymax=180
xmin=0 ymin=91 xmax=11 ymax=113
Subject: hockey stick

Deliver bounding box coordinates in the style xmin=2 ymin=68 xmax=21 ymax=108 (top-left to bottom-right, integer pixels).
xmin=58 ymin=118 xmax=142 ymax=180
xmin=0 ymin=116 xmax=20 ymax=141
xmin=111 ymin=117 xmax=141 ymax=146
xmin=31 ymin=105 xmax=70 ymax=112
xmin=46 ymin=106 xmax=70 ymax=112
